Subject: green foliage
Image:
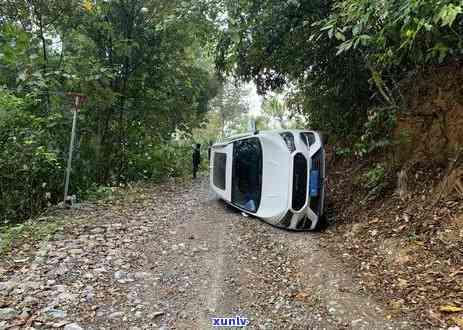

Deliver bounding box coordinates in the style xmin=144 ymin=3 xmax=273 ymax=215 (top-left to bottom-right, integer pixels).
xmin=127 ymin=139 xmax=195 ymax=182
xmin=354 ymin=163 xmax=389 ymax=199
xmin=216 ymin=0 xmax=372 ymax=137
xmin=208 ymin=80 xmax=250 ymax=138
xmin=217 ymin=0 xmax=463 ymax=148
xmin=316 ymin=0 xmax=463 ymax=123
xmin=353 ymin=106 xmax=397 ymax=157
xmin=0 ymin=0 xmax=222 ymax=224
xmin=335 ymin=147 xmax=354 ymax=158
xmin=322 ymin=0 xmax=463 ymax=67
xmin=0 ymin=219 xmax=63 ymax=255
xmin=0 ymin=90 xmax=63 ymax=224
xmin=407 ymin=228 xmax=418 ymax=242
xmin=82 ymin=185 xmax=118 ymax=202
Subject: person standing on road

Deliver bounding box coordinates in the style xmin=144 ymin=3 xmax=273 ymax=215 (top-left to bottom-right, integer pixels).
xmin=192 ymin=143 xmax=201 ymax=179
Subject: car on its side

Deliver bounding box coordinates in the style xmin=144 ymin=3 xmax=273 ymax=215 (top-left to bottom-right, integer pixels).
xmin=209 ymin=130 xmax=326 ymax=231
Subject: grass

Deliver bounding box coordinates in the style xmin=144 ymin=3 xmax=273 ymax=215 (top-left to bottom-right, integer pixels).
xmin=0 ymin=218 xmax=64 ymax=255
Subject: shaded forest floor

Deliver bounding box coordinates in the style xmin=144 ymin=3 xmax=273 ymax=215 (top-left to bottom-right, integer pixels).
xmin=0 ymin=178 xmax=419 ymax=330
xmin=322 ymin=157 xmax=463 ymax=329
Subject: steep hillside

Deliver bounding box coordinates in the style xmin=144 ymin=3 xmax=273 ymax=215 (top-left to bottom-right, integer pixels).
xmin=322 ymin=151 xmax=463 ymax=327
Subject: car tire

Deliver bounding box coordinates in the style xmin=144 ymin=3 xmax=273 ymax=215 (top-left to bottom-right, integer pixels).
xmin=313 ymin=214 xmax=328 ymax=231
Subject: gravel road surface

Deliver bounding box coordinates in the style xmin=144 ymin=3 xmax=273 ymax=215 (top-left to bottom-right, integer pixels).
xmin=0 ymin=179 xmax=415 ymax=330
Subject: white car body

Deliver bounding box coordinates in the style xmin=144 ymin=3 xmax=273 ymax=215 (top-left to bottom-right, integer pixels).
xmin=209 ymin=130 xmax=326 ymax=231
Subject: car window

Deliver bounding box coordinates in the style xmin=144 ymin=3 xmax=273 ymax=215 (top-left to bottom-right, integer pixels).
xmin=232 ymin=138 xmax=262 ymax=213
xmin=213 ymin=152 xmax=227 ymax=190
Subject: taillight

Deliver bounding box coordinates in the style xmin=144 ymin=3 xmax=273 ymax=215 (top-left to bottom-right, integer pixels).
xmin=300 ymin=132 xmax=316 ymax=147
xmin=280 ymin=132 xmax=296 ymax=152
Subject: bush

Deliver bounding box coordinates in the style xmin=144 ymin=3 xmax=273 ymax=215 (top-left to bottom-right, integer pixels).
xmin=127 ymin=140 xmax=193 ymax=182
xmin=354 ymin=163 xmax=390 ymax=199
xmin=0 ymin=92 xmax=63 ymax=225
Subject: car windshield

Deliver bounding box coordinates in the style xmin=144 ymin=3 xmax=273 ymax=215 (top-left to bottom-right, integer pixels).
xmin=231 ymin=137 xmax=262 ymax=213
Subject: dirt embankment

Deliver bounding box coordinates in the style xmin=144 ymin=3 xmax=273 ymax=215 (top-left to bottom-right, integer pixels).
xmin=322 ymin=60 xmax=463 ymax=328
xmin=395 ymin=60 xmax=463 ymax=163
xmin=323 ymin=154 xmax=463 ymax=328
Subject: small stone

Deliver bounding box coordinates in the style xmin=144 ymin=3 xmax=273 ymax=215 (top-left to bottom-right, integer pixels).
xmin=69 ymin=249 xmax=83 ymax=255
xmin=133 ymin=272 xmax=148 ymax=280
xmin=90 ymin=227 xmax=105 ymax=234
xmin=18 ymin=310 xmax=30 ymax=319
xmin=0 ymin=308 xmax=17 ymax=320
xmin=22 ymin=296 xmax=39 ymax=307
xmin=114 ymin=271 xmax=127 ymax=280
xmin=64 ymin=323 xmax=84 ymax=330
xmin=0 ymin=282 xmax=16 ymax=294
xmin=53 ymin=265 xmax=69 ymax=276
xmin=108 ymin=311 xmax=123 ymax=319
xmin=47 ymin=308 xmax=67 ymax=319
xmin=50 ymin=321 xmax=69 ymax=328
xmin=22 ymin=281 xmax=41 ymax=290
xmin=94 ymin=267 xmax=107 ymax=274
xmin=54 ymin=285 xmax=66 ymax=292
xmin=57 ymin=292 xmax=78 ymax=303
xmin=83 ymin=273 xmax=94 ymax=279
xmin=83 ymin=286 xmax=95 ymax=302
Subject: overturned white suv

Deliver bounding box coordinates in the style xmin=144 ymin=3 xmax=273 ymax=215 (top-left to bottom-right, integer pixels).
xmin=209 ymin=130 xmax=326 ymax=231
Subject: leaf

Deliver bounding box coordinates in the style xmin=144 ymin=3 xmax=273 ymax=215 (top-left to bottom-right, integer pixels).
xmin=328 ymin=28 xmax=334 ymax=39
xmin=335 ymin=31 xmax=346 ymax=41
xmin=294 ymin=291 xmax=309 ymax=302
xmin=83 ymin=0 xmax=93 ymax=12
xmin=439 ymin=305 xmax=463 ymax=313
xmin=17 ymin=71 xmax=27 ymax=82
xmin=336 ymin=40 xmax=353 ymax=55
xmin=437 ymin=4 xmax=462 ymax=27
xmin=452 ymin=317 xmax=463 ymax=327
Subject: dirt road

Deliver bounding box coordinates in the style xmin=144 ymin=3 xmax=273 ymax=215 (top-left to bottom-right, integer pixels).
xmin=0 ymin=179 xmax=416 ymax=329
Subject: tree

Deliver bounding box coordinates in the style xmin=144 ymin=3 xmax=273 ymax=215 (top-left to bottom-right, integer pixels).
xmin=0 ymin=0 xmax=222 ymax=223
xmin=262 ymin=96 xmax=287 ymax=129
xmin=209 ymin=80 xmax=250 ymax=137
xmin=215 ymin=0 xmax=374 ymax=137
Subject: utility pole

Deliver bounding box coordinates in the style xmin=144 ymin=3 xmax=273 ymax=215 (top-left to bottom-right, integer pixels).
xmin=64 ymin=93 xmax=87 ymax=206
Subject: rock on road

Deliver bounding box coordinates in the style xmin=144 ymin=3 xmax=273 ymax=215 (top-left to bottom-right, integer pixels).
xmin=0 ymin=179 xmax=414 ymax=330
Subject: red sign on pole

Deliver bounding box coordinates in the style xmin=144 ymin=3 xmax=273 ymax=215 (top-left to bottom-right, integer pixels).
xmin=65 ymin=92 xmax=87 ymax=112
